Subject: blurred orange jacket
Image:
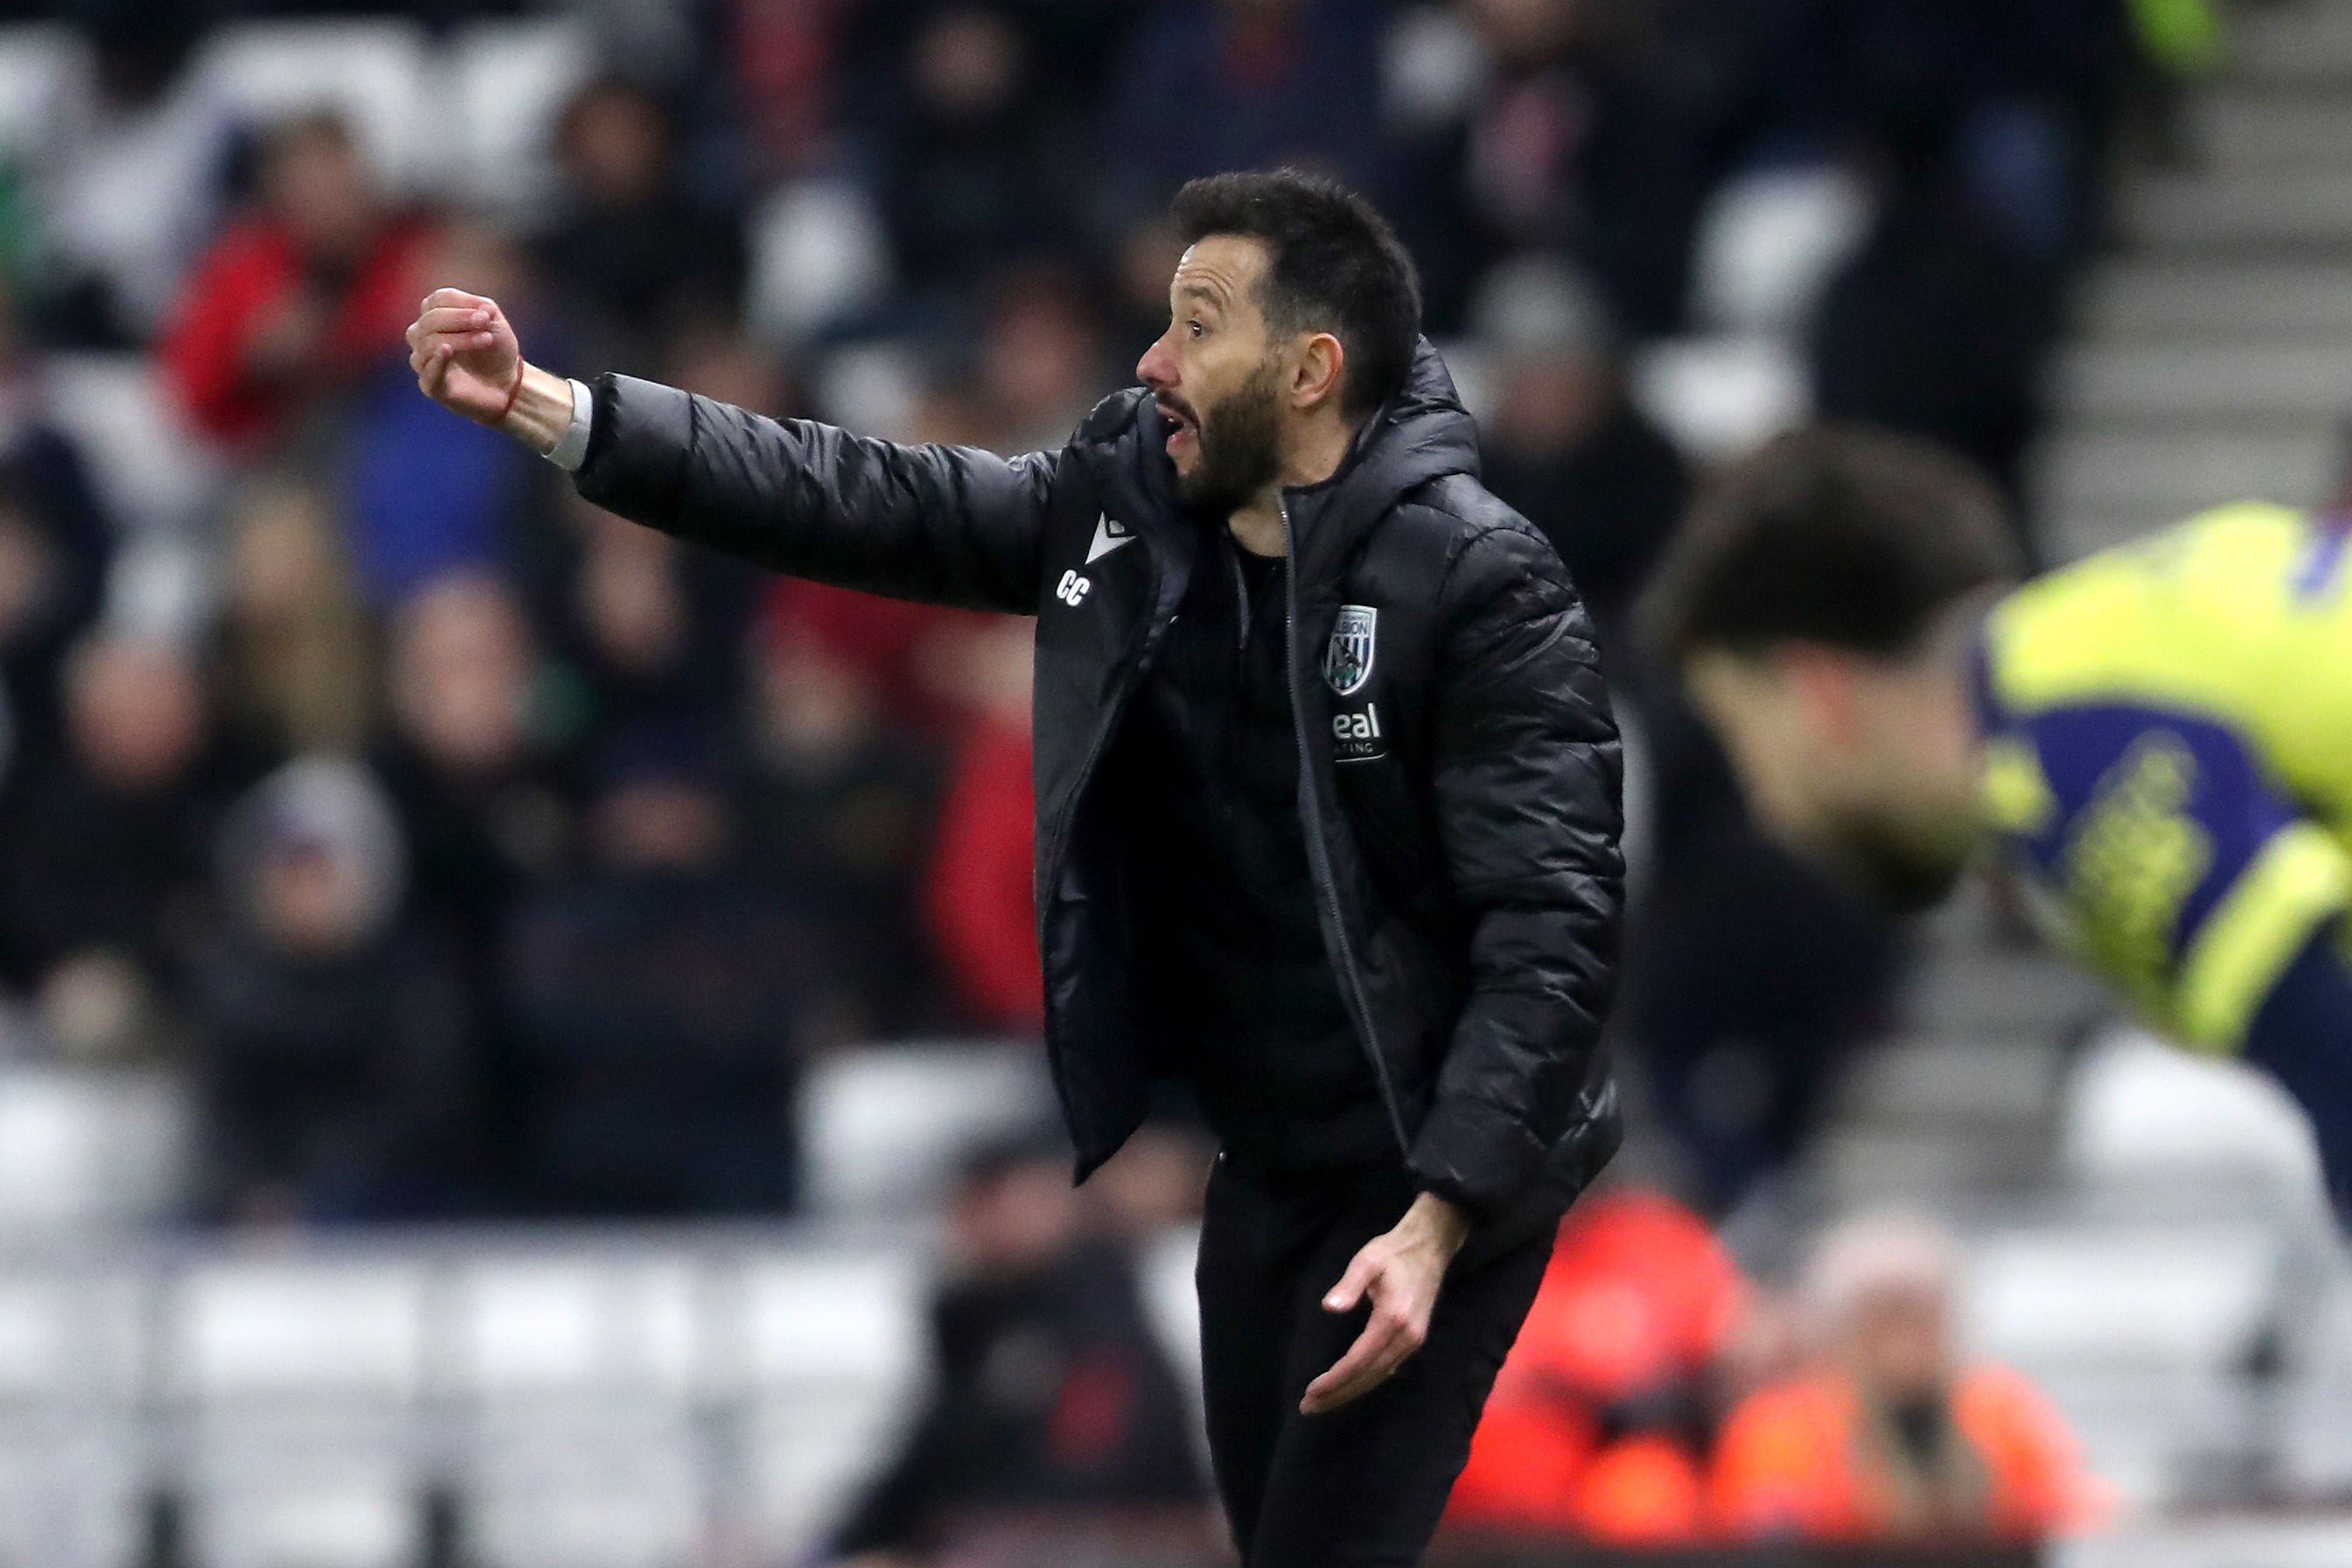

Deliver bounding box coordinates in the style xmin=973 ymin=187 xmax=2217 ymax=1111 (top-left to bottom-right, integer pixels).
xmin=1709 ymin=1363 xmax=2104 ymax=1544
xmin=1447 ymin=1188 xmax=1745 ymax=1545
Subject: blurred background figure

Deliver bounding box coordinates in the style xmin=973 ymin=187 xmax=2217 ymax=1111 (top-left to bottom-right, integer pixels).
xmin=213 ymin=474 xmax=375 ymax=763
xmin=824 ymin=1132 xmax=1212 ymax=1564
xmin=531 ymin=74 xmax=744 ymax=377
xmin=923 ymin=615 xmax=1042 ymax=1037
xmin=1711 ymin=1212 xmax=2101 ymax=1546
xmin=1469 ymin=253 xmax=1685 ymax=658
xmin=1447 ymin=1185 xmax=1748 ymax=1549
xmin=0 ymin=633 xmax=236 ymax=1063
xmin=742 ymin=590 xmax=946 ymax=1041
xmin=0 ymin=279 xmax=113 ymax=776
xmin=158 ymin=108 xmax=436 ymax=452
xmin=499 ymin=721 xmax=830 ymax=1214
xmin=190 ymin=755 xmax=475 ymax=1224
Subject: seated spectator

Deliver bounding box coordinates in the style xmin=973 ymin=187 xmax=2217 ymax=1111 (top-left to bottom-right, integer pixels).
xmin=540 ymin=488 xmax=753 ymax=742
xmin=742 ymin=596 xmax=945 ymax=1041
xmin=529 ymin=76 xmax=744 ymax=377
xmin=1099 ymin=0 xmax=1388 ymax=233
xmin=33 ymin=3 xmax=229 ymax=347
xmin=972 ymin=265 xmax=1113 ymax=456
xmin=0 ymin=282 xmax=115 ymax=772
xmin=0 ymin=635 xmax=242 ymax=1059
xmin=925 ymin=617 xmax=1042 ymax=1035
xmin=1810 ymin=107 xmax=2060 ymax=533
xmin=158 ymin=109 xmax=437 ymax=451
xmin=342 ymin=220 xmax=544 ymax=608
xmin=1447 ymin=1187 xmax=1747 ymax=1548
xmin=1711 ymin=1213 xmax=2102 ymax=1545
xmin=826 ymin=1132 xmax=1211 ymax=1561
xmin=1468 ymin=255 xmax=1685 ymax=656
xmin=864 ymin=6 xmax=1087 ymax=311
xmin=213 ymin=475 xmax=375 ymax=763
xmin=1406 ymin=0 xmax=1718 ymax=335
xmin=376 ymin=570 xmax=578 ymax=965
xmin=501 ymin=723 xmax=836 ymax=1215
xmin=189 ymin=756 xmax=476 ymax=1224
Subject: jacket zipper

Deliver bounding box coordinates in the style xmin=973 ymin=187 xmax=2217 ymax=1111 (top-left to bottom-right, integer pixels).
xmin=1280 ymin=496 xmax=1413 ymax=1160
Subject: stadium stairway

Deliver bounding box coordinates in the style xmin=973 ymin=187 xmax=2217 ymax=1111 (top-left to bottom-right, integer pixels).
xmin=2039 ymin=0 xmax=2352 ymax=560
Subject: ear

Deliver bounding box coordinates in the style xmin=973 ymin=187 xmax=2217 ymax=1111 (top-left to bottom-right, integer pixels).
xmin=1291 ymin=331 xmax=1346 ymax=412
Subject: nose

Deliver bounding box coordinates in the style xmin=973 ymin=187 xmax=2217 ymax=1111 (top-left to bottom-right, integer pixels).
xmin=1136 ymin=331 xmax=1176 ymax=393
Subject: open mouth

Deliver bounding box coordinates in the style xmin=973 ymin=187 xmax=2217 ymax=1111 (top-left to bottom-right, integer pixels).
xmin=1157 ymin=401 xmax=1197 ymax=455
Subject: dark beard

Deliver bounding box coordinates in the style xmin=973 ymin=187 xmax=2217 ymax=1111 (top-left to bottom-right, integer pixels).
xmin=1828 ymin=811 xmax=1972 ymax=915
xmin=1173 ymin=357 xmax=1284 ymax=517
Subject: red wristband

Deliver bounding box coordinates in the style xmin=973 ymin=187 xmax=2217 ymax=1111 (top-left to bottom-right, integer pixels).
xmin=495 ymin=357 xmax=527 ymax=426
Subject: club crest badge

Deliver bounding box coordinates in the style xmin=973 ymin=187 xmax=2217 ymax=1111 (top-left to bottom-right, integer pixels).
xmin=1324 ymin=606 xmax=1378 ymax=697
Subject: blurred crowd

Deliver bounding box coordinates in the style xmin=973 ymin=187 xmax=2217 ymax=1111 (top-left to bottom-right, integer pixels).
xmin=0 ymin=0 xmax=2181 ymax=1230
xmin=811 ymin=1153 xmax=2104 ymax=1563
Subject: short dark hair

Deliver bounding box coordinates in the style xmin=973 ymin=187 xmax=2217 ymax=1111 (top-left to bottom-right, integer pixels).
xmin=1169 ymin=169 xmax=1422 ymax=417
xmin=1643 ymin=425 xmax=2023 ymax=664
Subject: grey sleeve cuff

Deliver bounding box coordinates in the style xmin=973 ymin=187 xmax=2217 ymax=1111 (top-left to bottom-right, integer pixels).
xmin=544 ymin=378 xmax=595 ymax=470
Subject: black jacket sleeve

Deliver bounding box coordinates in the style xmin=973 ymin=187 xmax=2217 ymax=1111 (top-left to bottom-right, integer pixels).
xmin=1408 ymin=522 xmax=1624 ymax=1216
xmin=572 ymin=373 xmax=1053 ymax=615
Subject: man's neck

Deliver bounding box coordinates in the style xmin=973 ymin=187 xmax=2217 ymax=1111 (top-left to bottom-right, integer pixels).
xmin=1225 ymin=408 xmax=1361 ymax=558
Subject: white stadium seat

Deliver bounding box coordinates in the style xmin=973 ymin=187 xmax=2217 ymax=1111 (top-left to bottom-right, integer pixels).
xmin=191 ymin=21 xmax=435 ymax=192
xmin=0 ymin=25 xmax=78 ymax=165
xmin=169 ymin=1260 xmax=427 ymax=1406
xmin=0 ymin=1063 xmax=192 ymax=1237
xmin=444 ymin=18 xmax=598 ymax=216
xmin=799 ymin=1042 xmax=1055 ymax=1216
xmin=455 ymin=1255 xmax=699 ymax=1404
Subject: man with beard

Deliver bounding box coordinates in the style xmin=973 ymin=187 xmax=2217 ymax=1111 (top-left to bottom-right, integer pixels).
xmin=1643 ymin=425 xmax=2352 ymax=1226
xmin=408 ymin=169 xmax=1624 ymax=1560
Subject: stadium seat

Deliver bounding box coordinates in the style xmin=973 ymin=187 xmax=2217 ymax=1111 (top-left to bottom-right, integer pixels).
xmin=1688 ymin=162 xmax=1872 ymax=338
xmin=43 ymin=352 xmax=224 ymax=535
xmin=464 ymin=1411 xmax=703 ymax=1568
xmin=186 ymin=1453 xmax=419 ymax=1568
xmin=167 ymin=1259 xmax=427 ymax=1406
xmin=190 ymin=21 xmax=436 ymax=192
xmin=0 ymin=24 xmax=78 ymax=166
xmin=0 ymin=1063 xmax=192 ymax=1237
xmin=443 ymin=18 xmax=597 ymax=216
xmin=454 ymin=1253 xmax=699 ymax=1403
xmin=0 ymin=1272 xmax=140 ymax=1406
xmin=1966 ymin=1224 xmax=2282 ymax=1371
xmin=739 ymin=1247 xmax=925 ymax=1556
xmin=1629 ymin=334 xmax=1809 ymax=461
xmin=798 ymin=1042 xmax=1056 ymax=1216
xmin=2065 ymin=1026 xmax=2326 ymax=1196
xmin=745 ymin=178 xmax=894 ymax=345
xmin=0 ymin=1416 xmax=142 ymax=1568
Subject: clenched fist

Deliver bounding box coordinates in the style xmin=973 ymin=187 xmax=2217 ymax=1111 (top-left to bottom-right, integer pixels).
xmin=406 ymin=288 xmax=574 ymax=453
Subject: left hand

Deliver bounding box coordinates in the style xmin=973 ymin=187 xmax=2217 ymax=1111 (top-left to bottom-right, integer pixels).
xmin=1301 ymin=1191 xmax=1471 ymax=1415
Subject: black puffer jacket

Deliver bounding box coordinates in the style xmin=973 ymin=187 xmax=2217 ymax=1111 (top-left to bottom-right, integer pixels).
xmin=573 ymin=342 xmax=1624 ymax=1234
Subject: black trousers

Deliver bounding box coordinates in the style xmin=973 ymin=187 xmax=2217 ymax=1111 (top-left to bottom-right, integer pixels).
xmin=1194 ymin=1156 xmax=1555 ymax=1566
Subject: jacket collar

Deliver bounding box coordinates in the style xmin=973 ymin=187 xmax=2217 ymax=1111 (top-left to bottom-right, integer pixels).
xmin=1281 ymin=338 xmax=1480 ymax=586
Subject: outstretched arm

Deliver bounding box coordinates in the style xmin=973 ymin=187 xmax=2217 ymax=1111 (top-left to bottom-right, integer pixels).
xmin=408 ymin=289 xmax=1051 ymax=614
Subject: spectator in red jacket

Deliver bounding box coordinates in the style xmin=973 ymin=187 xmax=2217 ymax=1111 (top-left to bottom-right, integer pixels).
xmin=1447 ymin=1186 xmax=1748 ymax=1548
xmin=925 ymin=615 xmax=1041 ymax=1034
xmin=159 ymin=110 xmax=437 ymax=450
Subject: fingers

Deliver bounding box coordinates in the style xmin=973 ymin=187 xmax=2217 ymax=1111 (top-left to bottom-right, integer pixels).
xmin=1300 ymin=1297 xmax=1423 ymax=1415
xmin=1322 ymin=1247 xmax=1383 ymax=1316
